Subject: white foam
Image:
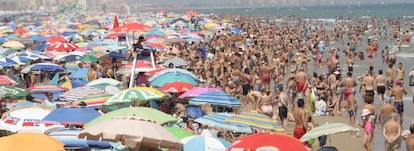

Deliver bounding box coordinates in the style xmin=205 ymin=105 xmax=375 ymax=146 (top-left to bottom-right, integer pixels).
xmin=396 ymin=52 xmax=414 ymax=58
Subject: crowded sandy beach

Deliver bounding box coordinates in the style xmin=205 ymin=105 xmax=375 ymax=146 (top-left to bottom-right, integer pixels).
xmin=0 ymin=6 xmax=413 ymax=151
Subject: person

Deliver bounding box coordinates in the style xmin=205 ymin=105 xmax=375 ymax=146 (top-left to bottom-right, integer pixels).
xmin=87 ymin=64 xmax=98 ymax=81
xmin=343 ymin=72 xmax=357 ymax=101
xmin=383 ymin=113 xmax=401 ymax=151
xmin=360 ymin=108 xmax=374 ymax=151
xmin=44 ymin=92 xmax=57 ymax=108
xmin=406 ymin=123 xmax=414 ymax=151
xmin=409 ymin=66 xmax=414 ymax=104
xmin=276 ymin=87 xmax=288 ymax=129
xmin=379 ymin=90 xmax=396 ymax=124
xmin=25 ymin=95 xmax=44 ymax=104
xmin=293 ymin=98 xmax=307 ymax=145
xmin=295 ymin=67 xmax=308 ymax=97
xmin=256 ymin=90 xmax=273 ymax=117
xmin=375 ymin=69 xmax=387 ymax=104
xmin=391 ymin=79 xmax=407 ymax=125
xmin=348 ymin=93 xmax=357 ymax=126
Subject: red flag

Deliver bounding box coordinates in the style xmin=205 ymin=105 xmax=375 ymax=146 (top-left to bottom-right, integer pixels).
xmin=113 ymin=15 xmax=119 ymax=29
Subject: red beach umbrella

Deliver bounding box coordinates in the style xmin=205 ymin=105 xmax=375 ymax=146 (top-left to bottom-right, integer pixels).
xmin=46 ymin=42 xmax=79 ymax=52
xmin=0 ymin=75 xmax=16 ymax=86
xmin=46 ymin=36 xmax=67 ymax=43
xmin=227 ymin=132 xmax=308 ymax=151
xmin=112 ymin=22 xmax=152 ymax=33
xmin=160 ymin=82 xmax=195 ymax=93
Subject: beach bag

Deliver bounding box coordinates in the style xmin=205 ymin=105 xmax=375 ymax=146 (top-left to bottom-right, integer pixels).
xmin=409 ymin=75 xmax=414 ymax=86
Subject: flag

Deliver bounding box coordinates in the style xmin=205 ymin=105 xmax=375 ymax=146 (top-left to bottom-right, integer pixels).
xmin=113 ymin=15 xmax=119 ymax=29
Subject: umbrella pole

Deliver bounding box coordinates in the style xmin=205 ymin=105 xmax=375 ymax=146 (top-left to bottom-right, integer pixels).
xmin=129 ymin=50 xmax=138 ymax=88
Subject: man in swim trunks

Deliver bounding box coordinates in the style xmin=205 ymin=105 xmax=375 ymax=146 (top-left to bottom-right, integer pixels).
xmin=375 ymin=69 xmax=387 ymax=104
xmin=294 ymin=99 xmax=307 ymax=145
xmin=343 ymin=72 xmax=357 ymax=101
xmin=348 ymin=93 xmax=357 ymax=126
xmin=379 ymin=98 xmax=396 ymax=127
xmin=383 ymin=113 xmax=402 ymax=151
xmin=295 ymin=67 xmax=307 ymax=97
xmin=391 ymin=79 xmax=407 ymax=125
xmin=260 ymin=64 xmax=274 ymax=90
xmin=362 ymin=69 xmax=375 ymax=103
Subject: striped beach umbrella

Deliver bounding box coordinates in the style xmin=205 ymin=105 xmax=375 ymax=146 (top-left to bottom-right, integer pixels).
xmin=149 ymin=72 xmax=198 ymax=87
xmin=0 ymin=75 xmax=16 ymax=86
xmin=160 ymin=82 xmax=194 ymax=93
xmin=181 ymin=135 xmax=231 ymax=151
xmin=73 ymin=95 xmax=112 ymax=107
xmin=104 ymin=87 xmax=165 ymax=105
xmin=0 ymin=85 xmax=28 ymax=99
xmin=46 ymin=42 xmax=79 ymax=52
xmin=226 ymin=113 xmax=284 ymax=132
xmin=195 ymin=113 xmax=252 ymax=133
xmin=300 ymin=123 xmax=359 ymax=142
xmin=162 ymin=57 xmax=188 ymax=67
xmin=189 ymin=91 xmax=241 ymax=107
xmin=59 ymin=86 xmax=105 ymax=102
xmin=28 ymin=83 xmax=67 ymax=93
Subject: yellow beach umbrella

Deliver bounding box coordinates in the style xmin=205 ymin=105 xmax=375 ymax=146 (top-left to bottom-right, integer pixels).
xmin=2 ymin=41 xmax=25 ymax=49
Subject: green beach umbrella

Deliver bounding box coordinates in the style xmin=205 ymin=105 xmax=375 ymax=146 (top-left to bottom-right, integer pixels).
xmin=80 ymin=55 xmax=99 ymax=63
xmin=84 ymin=107 xmax=177 ymax=128
xmin=0 ymin=85 xmax=28 ymax=99
xmin=104 ymin=87 xmax=165 ymax=105
xmin=166 ymin=127 xmax=194 ymax=139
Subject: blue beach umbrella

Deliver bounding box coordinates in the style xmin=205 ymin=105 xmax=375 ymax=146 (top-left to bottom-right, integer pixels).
xmin=42 ymin=107 xmax=101 ymax=124
xmin=21 ymin=63 xmax=65 ymax=73
xmin=186 ymin=106 xmax=205 ymax=118
xmin=195 ymin=113 xmax=252 ymax=133
xmin=149 ymin=72 xmax=198 ymax=87
xmin=69 ymin=68 xmax=89 ymax=79
xmin=181 ymin=135 xmax=231 ymax=151
xmin=189 ymin=91 xmax=241 ymax=107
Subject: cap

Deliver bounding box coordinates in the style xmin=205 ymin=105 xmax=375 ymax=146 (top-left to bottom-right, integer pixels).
xmin=361 ymin=108 xmax=371 ymax=116
xmin=396 ymin=79 xmax=403 ymax=85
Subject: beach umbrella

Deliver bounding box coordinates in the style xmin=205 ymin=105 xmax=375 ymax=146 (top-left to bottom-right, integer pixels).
xmin=42 ymin=107 xmax=101 ymax=125
xmin=80 ymin=55 xmax=99 ymax=63
xmin=160 ymin=82 xmax=194 ymax=93
xmin=14 ymin=28 xmax=29 ymax=35
xmin=73 ymin=95 xmax=112 ymax=108
xmin=117 ymin=60 xmax=164 ymax=74
xmin=69 ymin=68 xmax=89 ymax=79
xmin=300 ymin=123 xmax=359 ymax=142
xmin=49 ymin=129 xmax=113 ymax=150
xmin=0 ymin=106 xmax=58 ymax=133
xmin=150 ymin=68 xmax=198 ymax=80
xmin=1 ymin=41 xmax=25 ymax=49
xmin=46 ymin=42 xmax=79 ymax=52
xmin=84 ymin=107 xmax=177 ymax=128
xmin=149 ymin=72 xmax=198 ymax=87
xmin=189 ymin=91 xmax=241 ymax=107
xmin=70 ymin=79 xmax=88 ymax=88
xmin=86 ymin=78 xmax=121 ymax=87
xmin=226 ymin=113 xmax=284 ymax=132
xmin=104 ymin=87 xmax=165 ymax=105
xmin=162 ymin=57 xmax=188 ymax=67
xmin=0 ymin=132 xmax=65 ymax=151
xmin=145 ymin=68 xmax=165 ymax=76
xmin=21 ymin=63 xmax=65 ymax=73
xmin=145 ymin=29 xmax=166 ymax=37
xmin=32 ymin=43 xmax=49 ymax=51
xmin=181 ymin=135 xmax=230 ymax=151
xmin=58 ymin=86 xmax=104 ymax=102
xmin=112 ymin=22 xmax=153 ymax=33
xmin=30 ymin=35 xmax=49 ymax=42
xmin=186 ymin=106 xmax=205 ymax=118
xmin=166 ymin=127 xmax=194 ymax=139
xmin=0 ymin=85 xmax=28 ymax=99
xmin=227 ymin=132 xmax=308 ymax=151
xmin=47 ymin=36 xmax=67 ymax=43
xmin=0 ymin=75 xmax=16 ymax=85
xmin=79 ymin=115 xmax=182 ymax=151
xmin=54 ymin=51 xmax=83 ymax=62
xmin=195 ymin=113 xmax=252 ymax=133
xmin=179 ymin=87 xmax=222 ymax=98
xmin=28 ymin=83 xmax=67 ymax=93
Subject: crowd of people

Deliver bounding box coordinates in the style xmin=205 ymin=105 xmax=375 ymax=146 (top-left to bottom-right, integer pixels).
xmin=1 ymin=13 xmax=414 ymax=150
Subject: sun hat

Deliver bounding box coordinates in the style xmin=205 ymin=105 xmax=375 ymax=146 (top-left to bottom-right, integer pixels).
xmin=361 ymin=108 xmax=371 ymax=116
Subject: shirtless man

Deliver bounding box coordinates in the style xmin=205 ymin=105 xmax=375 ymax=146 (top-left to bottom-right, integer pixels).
xmin=343 ymin=72 xmax=357 ymax=101
xmin=386 ymin=64 xmax=394 ymax=88
xmin=87 ymin=65 xmax=98 ymax=82
xmin=362 ymin=71 xmax=375 ymax=103
xmin=293 ymin=99 xmax=307 ymax=145
xmin=409 ymin=66 xmax=414 ymax=103
xmin=295 ymin=67 xmax=307 ymax=98
xmin=257 ymin=90 xmax=273 ymax=117
xmin=406 ymin=124 xmax=414 ymax=151
xmin=395 ymin=63 xmax=405 ymax=81
xmin=379 ymin=99 xmax=396 ymax=126
xmin=391 ymin=79 xmax=407 ymax=125
xmin=287 ymin=75 xmax=297 ymax=110
xmin=383 ymin=113 xmax=401 ymax=151
xmin=375 ymin=69 xmax=387 ymax=104
xmin=277 ymin=87 xmax=288 ymax=129
xmin=260 ymin=64 xmax=273 ymax=90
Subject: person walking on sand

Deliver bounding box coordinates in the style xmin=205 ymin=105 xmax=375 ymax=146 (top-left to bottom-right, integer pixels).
xmin=391 ymin=79 xmax=407 ymax=125
xmin=360 ymin=108 xmax=374 ymax=151
xmin=295 ymin=67 xmax=307 ymax=98
xmin=348 ymin=93 xmax=357 ymax=127
xmin=343 ymin=72 xmax=357 ymax=102
xmin=406 ymin=124 xmax=414 ymax=151
xmin=293 ymin=99 xmax=307 ymax=145
xmin=383 ymin=113 xmax=401 ymax=151
xmin=408 ymin=66 xmax=414 ymax=104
